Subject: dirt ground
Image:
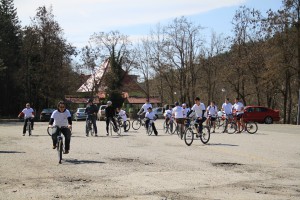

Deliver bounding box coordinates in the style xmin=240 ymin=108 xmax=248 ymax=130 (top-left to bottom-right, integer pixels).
xmin=0 ymin=120 xmax=299 ymax=200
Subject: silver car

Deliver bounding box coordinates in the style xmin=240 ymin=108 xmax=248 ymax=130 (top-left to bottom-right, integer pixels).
xmin=73 ymin=108 xmax=87 ymax=121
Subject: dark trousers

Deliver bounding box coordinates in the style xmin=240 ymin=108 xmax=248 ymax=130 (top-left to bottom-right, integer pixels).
xmin=51 ymin=127 xmax=71 ymax=151
xmin=23 ymin=118 xmax=34 ymax=133
xmin=106 ymin=117 xmax=118 ymax=133
xmin=86 ymin=115 xmax=97 ymax=134
xmin=196 ymin=117 xmax=207 ymax=133
xmin=145 ymin=119 xmax=158 ymax=135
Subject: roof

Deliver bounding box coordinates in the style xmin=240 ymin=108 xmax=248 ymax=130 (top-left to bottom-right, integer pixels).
xmin=126 ymin=97 xmax=161 ymax=104
xmin=65 ymin=97 xmax=100 ymax=104
xmin=77 ymin=59 xmax=109 ymax=92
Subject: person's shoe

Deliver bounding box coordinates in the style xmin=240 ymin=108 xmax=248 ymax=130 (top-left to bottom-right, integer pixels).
xmin=106 ymin=133 xmax=109 ymax=136
xmin=64 ymin=150 xmax=69 ymax=154
xmin=86 ymin=134 xmax=89 ymax=137
xmin=23 ymin=133 xmax=25 ymax=136
xmin=52 ymin=145 xmax=56 ymax=149
xmin=212 ymin=130 xmax=215 ymax=133
xmin=31 ymin=127 xmax=34 ymax=130
xmin=29 ymin=133 xmax=31 ymax=136
xmin=95 ymin=134 xmax=98 ymax=137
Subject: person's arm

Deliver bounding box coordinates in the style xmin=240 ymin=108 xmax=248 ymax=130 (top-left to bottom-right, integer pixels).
xmin=49 ymin=118 xmax=54 ymax=126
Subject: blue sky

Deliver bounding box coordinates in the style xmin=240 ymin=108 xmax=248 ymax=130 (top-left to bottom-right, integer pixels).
xmin=14 ymin=0 xmax=283 ymax=49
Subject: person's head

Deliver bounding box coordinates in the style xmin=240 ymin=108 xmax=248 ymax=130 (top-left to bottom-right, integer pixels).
xmin=26 ymin=103 xmax=30 ymax=108
xmin=107 ymin=101 xmax=112 ymax=106
xmin=234 ymin=98 xmax=239 ymax=103
xmin=175 ymin=102 xmax=179 ymax=106
xmin=182 ymin=103 xmax=186 ymax=108
xmin=210 ymin=101 xmax=215 ymax=106
xmin=225 ymin=98 xmax=229 ymax=103
xmin=87 ymin=98 xmax=93 ymax=104
xmin=194 ymin=97 xmax=200 ymax=105
xmin=147 ymin=107 xmax=152 ymax=112
xmin=57 ymin=101 xmax=66 ymax=111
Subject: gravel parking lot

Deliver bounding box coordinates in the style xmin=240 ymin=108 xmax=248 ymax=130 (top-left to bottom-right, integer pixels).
xmin=0 ymin=120 xmax=299 ymax=200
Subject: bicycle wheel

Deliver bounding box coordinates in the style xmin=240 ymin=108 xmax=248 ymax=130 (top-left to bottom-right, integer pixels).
xmin=124 ymin=120 xmax=130 ymax=132
xmin=163 ymin=121 xmax=169 ymax=134
xmin=184 ymin=128 xmax=194 ymax=146
xmin=246 ymin=122 xmax=258 ymax=134
xmin=147 ymin=125 xmax=153 ymax=136
xmin=169 ymin=121 xmax=176 ymax=134
xmin=57 ymin=139 xmax=63 ymax=164
xmin=115 ymin=124 xmax=121 ymax=136
xmin=89 ymin=125 xmax=94 ymax=136
xmin=227 ymin=122 xmax=237 ymax=134
xmin=132 ymin=120 xmax=141 ymax=130
xmin=109 ymin=122 xmax=113 ymax=136
xmin=200 ymin=126 xmax=210 ymax=144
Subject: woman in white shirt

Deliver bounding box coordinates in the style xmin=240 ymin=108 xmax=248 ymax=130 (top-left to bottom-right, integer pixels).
xmin=145 ymin=107 xmax=158 ymax=135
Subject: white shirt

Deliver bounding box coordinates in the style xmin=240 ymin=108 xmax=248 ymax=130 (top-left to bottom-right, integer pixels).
xmin=164 ymin=109 xmax=172 ymax=118
xmin=222 ymin=102 xmax=233 ymax=115
xmin=50 ymin=109 xmax=71 ymax=127
xmin=145 ymin=111 xmax=156 ymax=120
xmin=22 ymin=108 xmax=34 ymax=118
xmin=182 ymin=107 xmax=190 ymax=118
xmin=233 ymin=102 xmax=244 ymax=115
xmin=200 ymin=103 xmax=206 ymax=111
xmin=207 ymin=105 xmax=218 ymax=117
xmin=172 ymin=106 xmax=184 ymax=119
xmin=191 ymin=104 xmax=203 ymax=118
xmin=118 ymin=109 xmax=127 ymax=121
xmin=141 ymin=103 xmax=152 ymax=113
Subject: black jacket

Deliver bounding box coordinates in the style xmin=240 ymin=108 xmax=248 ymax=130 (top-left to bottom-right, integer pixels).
xmin=105 ymin=106 xmax=115 ymax=118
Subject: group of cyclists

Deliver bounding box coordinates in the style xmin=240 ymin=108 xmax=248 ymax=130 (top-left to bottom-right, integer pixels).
xmin=18 ymin=96 xmax=245 ymax=155
xmin=163 ymin=97 xmax=246 ymax=136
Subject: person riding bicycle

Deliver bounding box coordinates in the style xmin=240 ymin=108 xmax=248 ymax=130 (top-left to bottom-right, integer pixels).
xmin=233 ymin=97 xmax=245 ymax=133
xmin=164 ymin=105 xmax=173 ymax=130
xmin=18 ymin=103 xmax=35 ymax=136
xmin=145 ymin=107 xmax=158 ymax=136
xmin=116 ymin=107 xmax=128 ymax=132
xmin=172 ymin=102 xmax=185 ymax=139
xmin=206 ymin=101 xmax=218 ymax=133
xmin=48 ymin=101 xmax=72 ymax=154
xmin=137 ymin=99 xmax=152 ymax=118
xmin=182 ymin=103 xmax=190 ymax=119
xmin=187 ymin=97 xmax=207 ymax=137
xmin=85 ymin=98 xmax=99 ymax=136
xmin=105 ymin=101 xmax=118 ymax=136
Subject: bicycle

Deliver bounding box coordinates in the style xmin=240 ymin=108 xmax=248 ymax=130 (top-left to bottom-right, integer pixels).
xmin=146 ymin=118 xmax=156 ymax=136
xmin=222 ymin=114 xmax=237 ymax=134
xmin=24 ymin=117 xmax=33 ymax=136
xmin=108 ymin=117 xmax=121 ymax=136
xmin=184 ymin=118 xmax=210 ymax=146
xmin=132 ymin=114 xmax=146 ymax=130
xmin=86 ymin=117 xmax=94 ymax=136
xmin=116 ymin=116 xmax=130 ymax=132
xmin=48 ymin=126 xmax=70 ymax=164
xmin=232 ymin=114 xmax=258 ymax=134
xmin=163 ymin=117 xmax=176 ymax=134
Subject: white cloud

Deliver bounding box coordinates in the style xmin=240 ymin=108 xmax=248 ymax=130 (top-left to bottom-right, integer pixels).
xmin=14 ymin=0 xmax=245 ymax=48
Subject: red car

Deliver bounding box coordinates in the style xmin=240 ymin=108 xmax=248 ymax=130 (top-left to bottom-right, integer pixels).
xmin=243 ymin=106 xmax=280 ymax=124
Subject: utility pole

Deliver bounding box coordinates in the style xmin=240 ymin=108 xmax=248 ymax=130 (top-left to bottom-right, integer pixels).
xmin=298 ymin=89 xmax=300 ymax=125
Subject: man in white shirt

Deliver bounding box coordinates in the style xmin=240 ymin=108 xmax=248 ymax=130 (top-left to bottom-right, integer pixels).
xmin=222 ymin=98 xmax=233 ymax=117
xmin=172 ymin=102 xmax=185 ymax=139
xmin=145 ymin=107 xmax=158 ymax=135
xmin=138 ymin=99 xmax=152 ymax=117
xmin=49 ymin=101 xmax=72 ymax=154
xmin=18 ymin=103 xmax=35 ymax=136
xmin=206 ymin=101 xmax=218 ymax=133
xmin=233 ymin=98 xmax=245 ymax=133
xmin=188 ymin=97 xmax=207 ymax=136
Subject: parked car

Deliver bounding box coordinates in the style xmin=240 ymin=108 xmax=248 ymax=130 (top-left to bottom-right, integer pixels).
xmin=243 ymin=106 xmax=280 ymax=124
xmin=97 ymin=105 xmax=107 ymax=121
xmin=153 ymin=107 xmax=164 ymax=119
xmin=73 ymin=108 xmax=87 ymax=121
xmin=40 ymin=108 xmax=55 ymax=122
